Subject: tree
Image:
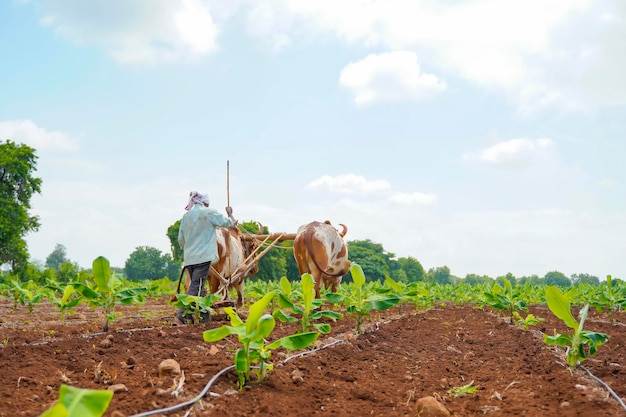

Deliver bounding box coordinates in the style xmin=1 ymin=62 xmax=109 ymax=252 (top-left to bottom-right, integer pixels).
xmin=45 ymin=244 xmax=69 ymax=270
xmin=397 ymin=256 xmax=425 ymax=282
xmin=427 ymin=266 xmax=452 ymax=285
xmin=544 ymin=270 xmax=571 ymax=287
xmin=464 ymin=273 xmax=493 ymax=285
xmin=0 ymin=140 xmax=42 ymax=272
xmin=517 ymin=274 xmax=543 ymax=285
xmin=125 ymin=246 xmax=180 ymax=281
xmin=166 ymin=220 xmax=183 ymax=264
xmin=346 ymin=240 xmax=391 ymax=282
xmin=571 ymin=273 xmax=600 ymax=286
xmin=496 ymin=272 xmax=517 ymax=287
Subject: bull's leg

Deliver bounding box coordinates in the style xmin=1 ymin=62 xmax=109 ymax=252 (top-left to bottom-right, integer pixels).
xmin=313 ymin=272 xmax=323 ymax=299
xmin=235 ymin=279 xmax=245 ymax=309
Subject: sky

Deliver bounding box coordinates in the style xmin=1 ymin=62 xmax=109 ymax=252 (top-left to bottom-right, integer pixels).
xmin=1 ymin=0 xmax=624 ymax=279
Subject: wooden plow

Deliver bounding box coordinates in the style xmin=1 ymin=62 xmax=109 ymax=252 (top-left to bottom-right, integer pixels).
xmin=211 ymin=231 xmax=297 ymax=308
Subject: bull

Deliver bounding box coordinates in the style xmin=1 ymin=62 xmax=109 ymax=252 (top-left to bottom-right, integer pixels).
xmin=293 ymin=220 xmax=351 ymax=298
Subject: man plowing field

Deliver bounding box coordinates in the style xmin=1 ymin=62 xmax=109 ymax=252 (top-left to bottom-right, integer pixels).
xmin=176 ymin=191 xmax=238 ymax=324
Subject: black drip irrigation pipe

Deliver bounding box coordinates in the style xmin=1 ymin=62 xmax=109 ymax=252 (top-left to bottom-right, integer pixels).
xmin=128 ymin=365 xmax=235 ymax=417
xmin=579 ymin=365 xmax=626 ymax=412
xmin=127 ymin=337 xmax=346 ymax=416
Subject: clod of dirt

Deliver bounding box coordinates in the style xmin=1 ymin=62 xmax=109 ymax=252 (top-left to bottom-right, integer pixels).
xmin=415 ymin=396 xmax=450 ymax=417
xmin=158 ymin=359 xmax=181 ymax=376
xmin=224 ymin=389 xmax=238 ymax=397
xmin=291 ymin=369 xmax=304 ymax=384
xmin=99 ymin=338 xmax=112 ymax=348
xmin=108 ymin=383 xmax=128 ymax=393
xmin=209 ymin=345 xmax=220 ymax=355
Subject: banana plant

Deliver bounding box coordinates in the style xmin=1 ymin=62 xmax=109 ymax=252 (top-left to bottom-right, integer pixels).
xmin=483 ymin=278 xmax=528 ymax=324
xmin=591 ymin=275 xmax=626 ymax=323
xmin=173 ymin=292 xmax=221 ymax=323
xmin=273 ymin=274 xmax=343 ymax=334
xmin=203 ymin=291 xmax=319 ymax=389
xmin=5 ymin=279 xmax=43 ymax=313
xmin=543 ymin=286 xmax=609 ymax=370
xmin=87 ymin=256 xmax=148 ymax=331
xmin=40 ymin=384 xmax=113 ymax=417
xmin=327 ymin=263 xmax=401 ymax=334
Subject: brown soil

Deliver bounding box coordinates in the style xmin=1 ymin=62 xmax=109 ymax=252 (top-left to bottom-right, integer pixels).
xmin=0 ymin=298 xmax=625 ymax=417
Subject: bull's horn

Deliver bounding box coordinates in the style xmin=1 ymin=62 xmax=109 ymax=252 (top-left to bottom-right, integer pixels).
xmin=338 ymin=223 xmax=348 ymax=237
xmin=257 ymin=222 xmax=264 ymax=234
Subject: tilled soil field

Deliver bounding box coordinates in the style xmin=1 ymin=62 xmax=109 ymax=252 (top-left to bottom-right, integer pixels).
xmin=0 ymin=298 xmax=625 ymax=417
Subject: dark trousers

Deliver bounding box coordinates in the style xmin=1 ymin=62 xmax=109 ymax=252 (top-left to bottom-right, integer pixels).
xmin=177 ymin=261 xmax=211 ymax=323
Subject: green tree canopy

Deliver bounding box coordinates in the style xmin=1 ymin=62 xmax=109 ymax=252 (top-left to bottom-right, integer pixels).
xmin=396 ymin=256 xmax=425 ymax=282
xmin=0 ymin=140 xmax=42 ymax=272
xmin=571 ymin=273 xmax=600 ymax=286
xmin=496 ymin=272 xmax=517 ymax=287
xmin=346 ymin=240 xmax=392 ymax=282
xmin=166 ymin=220 xmax=183 ymax=264
xmin=544 ymin=270 xmax=571 ymax=287
xmin=124 ymin=246 xmax=180 ymax=281
xmin=427 ymin=266 xmax=452 ymax=285
xmin=464 ymin=273 xmax=493 ymax=285
xmin=45 ymin=243 xmax=69 ymax=270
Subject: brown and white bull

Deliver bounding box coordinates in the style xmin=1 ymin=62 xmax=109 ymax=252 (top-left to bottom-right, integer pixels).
xmin=183 ymin=226 xmax=262 ymax=308
xmin=293 ymin=220 xmax=351 ymax=298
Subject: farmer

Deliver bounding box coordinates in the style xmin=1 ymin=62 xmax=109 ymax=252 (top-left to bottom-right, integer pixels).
xmin=176 ymin=191 xmax=237 ymax=324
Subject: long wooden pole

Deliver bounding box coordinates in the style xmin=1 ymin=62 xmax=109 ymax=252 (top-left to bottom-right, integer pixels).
xmin=226 ymin=160 xmax=231 ymax=275
xmin=226 ymin=160 xmax=232 ymax=216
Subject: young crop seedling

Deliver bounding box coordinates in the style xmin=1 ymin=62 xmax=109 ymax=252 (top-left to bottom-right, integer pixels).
xmin=513 ymin=311 xmax=544 ymax=331
xmin=543 ymin=286 xmax=610 ymax=370
xmin=326 ymin=263 xmax=401 ymax=334
xmin=448 ymin=380 xmax=478 ymax=398
xmin=273 ymin=274 xmax=343 ymax=334
xmin=40 ymin=384 xmax=113 ymax=417
xmin=203 ymin=291 xmax=319 ymax=389
xmin=483 ymin=278 xmax=528 ymax=324
xmin=87 ymin=256 xmax=148 ymax=331
xmin=6 ymin=279 xmax=43 ymax=313
xmin=173 ymin=293 xmax=221 ymax=324
xmin=591 ymin=275 xmax=626 ymax=323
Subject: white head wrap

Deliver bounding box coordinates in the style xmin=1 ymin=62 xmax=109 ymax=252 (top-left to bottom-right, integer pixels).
xmin=185 ymin=191 xmax=210 ymax=210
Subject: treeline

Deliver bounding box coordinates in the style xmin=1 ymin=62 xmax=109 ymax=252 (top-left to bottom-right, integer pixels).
xmin=1 ymin=223 xmax=608 ymax=288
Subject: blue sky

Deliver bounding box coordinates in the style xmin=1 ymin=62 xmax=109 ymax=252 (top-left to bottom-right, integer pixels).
xmin=1 ymin=0 xmax=624 ymax=279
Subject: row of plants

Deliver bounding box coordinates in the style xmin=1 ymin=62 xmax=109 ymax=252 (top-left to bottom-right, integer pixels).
xmin=33 ymin=259 xmax=622 ymax=417
xmin=1 ymin=259 xmax=625 ymax=334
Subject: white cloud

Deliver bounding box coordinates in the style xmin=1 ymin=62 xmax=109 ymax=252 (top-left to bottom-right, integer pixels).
xmin=26 ymin=1 xmax=626 ymax=110
xmin=0 ymin=120 xmax=78 ymax=151
xmin=464 ymin=138 xmax=556 ymax=168
xmin=339 ymin=51 xmax=446 ymax=105
xmin=37 ymin=0 xmax=220 ymax=64
xmin=242 ymin=0 xmax=626 ymax=113
xmin=174 ymin=0 xmax=218 ymax=53
xmin=306 ymin=174 xmax=391 ymax=194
